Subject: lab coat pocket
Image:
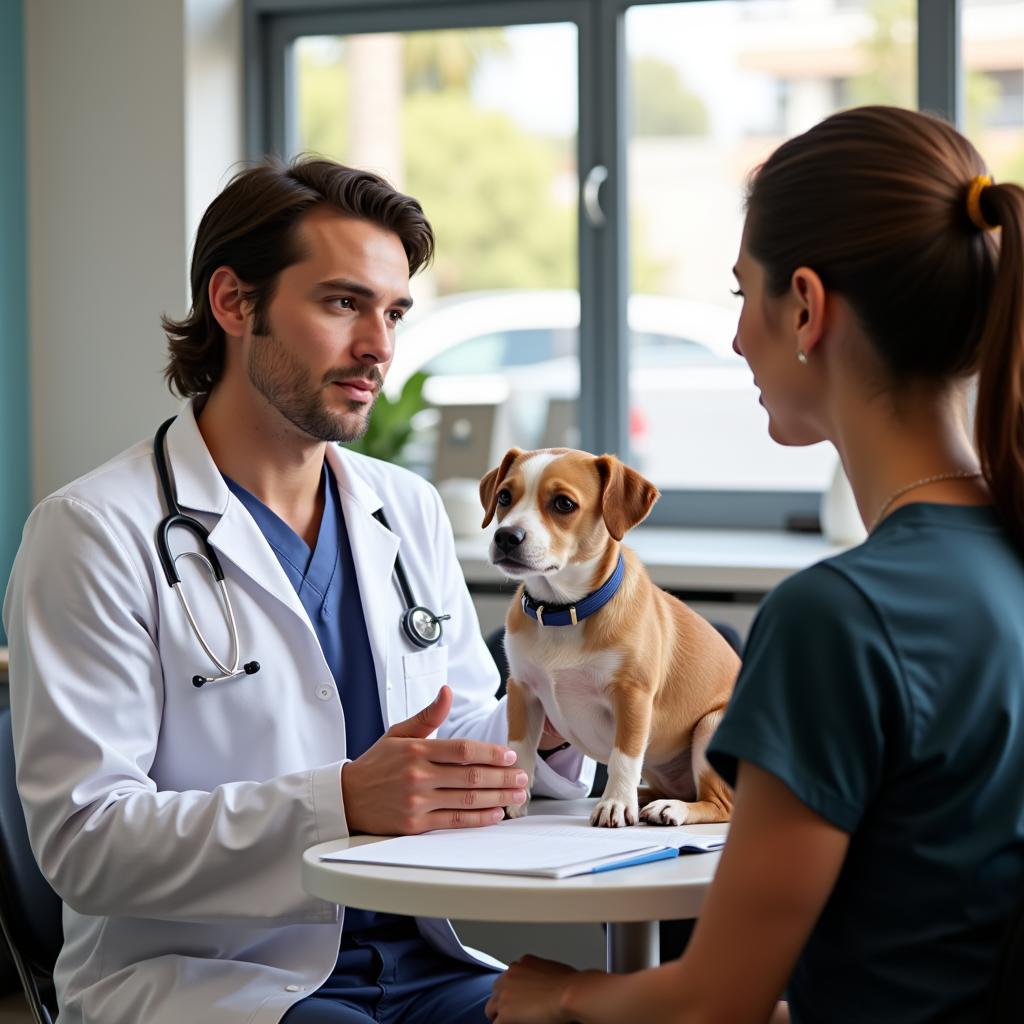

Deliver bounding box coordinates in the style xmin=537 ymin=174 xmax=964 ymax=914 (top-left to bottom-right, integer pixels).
xmin=401 ymin=647 xmax=449 ymax=734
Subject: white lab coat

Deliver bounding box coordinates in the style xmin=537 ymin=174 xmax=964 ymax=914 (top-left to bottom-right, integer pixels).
xmin=2 ymin=403 xmax=592 ymax=1024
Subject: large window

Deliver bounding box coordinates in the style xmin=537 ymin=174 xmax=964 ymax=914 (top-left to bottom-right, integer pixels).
xmin=625 ymin=1 xmax=916 ymax=493
xmin=963 ymin=0 xmax=1024 ymax=176
xmin=246 ymin=0 xmax=976 ymax=528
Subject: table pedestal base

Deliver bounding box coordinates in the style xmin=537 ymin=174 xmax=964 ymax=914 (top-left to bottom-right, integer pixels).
xmin=606 ymin=921 xmax=659 ymax=972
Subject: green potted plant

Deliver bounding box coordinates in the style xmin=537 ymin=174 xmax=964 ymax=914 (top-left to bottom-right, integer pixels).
xmin=343 ymin=371 xmax=429 ymax=466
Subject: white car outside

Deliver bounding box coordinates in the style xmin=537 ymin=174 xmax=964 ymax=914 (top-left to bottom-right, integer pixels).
xmin=387 ymin=290 xmax=834 ymax=491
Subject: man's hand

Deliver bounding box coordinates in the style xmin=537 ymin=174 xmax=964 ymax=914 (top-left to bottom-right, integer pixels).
xmin=341 ymin=685 xmax=529 ymax=835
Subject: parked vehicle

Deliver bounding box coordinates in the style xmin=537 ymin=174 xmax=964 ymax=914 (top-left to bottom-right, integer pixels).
xmin=386 ymin=290 xmax=833 ymax=490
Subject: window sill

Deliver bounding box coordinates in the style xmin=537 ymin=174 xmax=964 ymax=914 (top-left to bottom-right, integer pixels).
xmin=455 ymin=526 xmax=847 ymax=597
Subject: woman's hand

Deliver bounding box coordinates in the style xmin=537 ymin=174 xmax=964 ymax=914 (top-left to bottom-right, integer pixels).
xmin=485 ymin=955 xmax=583 ymax=1024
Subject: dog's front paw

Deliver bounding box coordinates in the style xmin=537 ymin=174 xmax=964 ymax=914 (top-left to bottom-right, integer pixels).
xmin=590 ymin=797 xmax=638 ymax=827
xmin=505 ymin=799 xmax=530 ymax=819
xmin=639 ymin=798 xmax=689 ymax=826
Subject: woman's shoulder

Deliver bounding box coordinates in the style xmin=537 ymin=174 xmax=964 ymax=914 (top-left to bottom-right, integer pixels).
xmin=814 ymin=502 xmax=1019 ymax=611
xmin=752 ymin=504 xmax=1024 ymax=693
xmin=745 ymin=561 xmax=901 ymax=695
xmin=759 ymin=557 xmax=878 ymax=629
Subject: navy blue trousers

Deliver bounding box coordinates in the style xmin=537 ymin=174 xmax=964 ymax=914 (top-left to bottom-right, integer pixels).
xmin=281 ymin=920 xmax=498 ymax=1023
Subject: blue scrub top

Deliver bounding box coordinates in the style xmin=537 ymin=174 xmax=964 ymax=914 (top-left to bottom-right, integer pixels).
xmin=224 ymin=464 xmax=401 ymax=934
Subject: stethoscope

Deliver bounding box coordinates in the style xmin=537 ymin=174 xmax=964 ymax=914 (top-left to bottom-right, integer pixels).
xmin=153 ymin=416 xmax=450 ymax=690
xmin=371 ymin=507 xmax=451 ymax=649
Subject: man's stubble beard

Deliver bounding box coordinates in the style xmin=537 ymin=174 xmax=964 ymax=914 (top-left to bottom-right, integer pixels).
xmin=247 ymin=330 xmax=382 ymax=444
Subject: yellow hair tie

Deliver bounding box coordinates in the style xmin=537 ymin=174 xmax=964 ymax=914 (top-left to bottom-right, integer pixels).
xmin=966 ymin=174 xmax=997 ymax=232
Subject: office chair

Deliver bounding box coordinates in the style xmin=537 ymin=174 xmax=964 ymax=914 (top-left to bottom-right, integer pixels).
xmin=988 ymin=892 xmax=1024 ymax=1022
xmin=0 ymin=709 xmax=62 ymax=1024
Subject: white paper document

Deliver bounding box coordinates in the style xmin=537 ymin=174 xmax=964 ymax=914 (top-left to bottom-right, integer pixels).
xmin=320 ymin=814 xmax=727 ymax=879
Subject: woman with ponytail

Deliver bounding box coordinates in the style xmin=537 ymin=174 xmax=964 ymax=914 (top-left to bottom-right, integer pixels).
xmin=485 ymin=106 xmax=1024 ymax=1024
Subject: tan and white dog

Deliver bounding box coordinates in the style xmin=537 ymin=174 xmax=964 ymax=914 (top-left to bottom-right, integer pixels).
xmin=480 ymin=447 xmax=740 ymax=828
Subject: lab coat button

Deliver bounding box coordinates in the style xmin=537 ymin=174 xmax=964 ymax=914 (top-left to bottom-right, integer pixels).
xmin=285 ymin=984 xmax=302 ymax=992
xmin=316 ymin=685 xmax=333 ymax=701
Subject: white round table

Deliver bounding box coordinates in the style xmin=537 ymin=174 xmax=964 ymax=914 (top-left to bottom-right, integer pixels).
xmin=302 ymin=797 xmax=724 ymax=972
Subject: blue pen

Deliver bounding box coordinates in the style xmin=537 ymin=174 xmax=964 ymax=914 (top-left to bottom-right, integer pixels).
xmin=590 ymin=847 xmax=680 ymax=874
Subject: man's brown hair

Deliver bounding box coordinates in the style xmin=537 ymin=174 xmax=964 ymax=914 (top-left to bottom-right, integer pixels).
xmin=162 ymin=158 xmax=434 ymax=398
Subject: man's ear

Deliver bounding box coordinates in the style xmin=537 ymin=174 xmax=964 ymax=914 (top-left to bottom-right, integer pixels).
xmin=595 ymin=455 xmax=659 ymax=541
xmin=479 ymin=448 xmax=523 ymax=528
xmin=791 ymin=266 xmax=827 ymax=359
xmin=208 ymin=266 xmax=251 ymax=339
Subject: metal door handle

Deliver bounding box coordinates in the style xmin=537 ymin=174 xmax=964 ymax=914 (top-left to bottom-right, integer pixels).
xmin=582 ymin=164 xmax=608 ymax=227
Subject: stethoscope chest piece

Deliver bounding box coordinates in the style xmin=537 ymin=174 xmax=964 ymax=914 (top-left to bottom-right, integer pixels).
xmin=374 ymin=508 xmax=450 ymax=650
xmin=402 ymin=606 xmax=452 ymax=649
xmin=156 ymin=416 xmax=452 ymax=686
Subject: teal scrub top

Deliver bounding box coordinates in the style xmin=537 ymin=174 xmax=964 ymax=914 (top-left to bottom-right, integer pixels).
xmin=708 ymin=502 xmax=1024 ymax=1024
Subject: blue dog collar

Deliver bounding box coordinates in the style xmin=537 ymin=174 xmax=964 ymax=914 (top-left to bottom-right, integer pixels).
xmin=521 ymin=554 xmax=625 ymax=627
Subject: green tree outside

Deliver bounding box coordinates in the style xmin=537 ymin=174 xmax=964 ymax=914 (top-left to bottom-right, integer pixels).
xmin=630 ymin=55 xmax=709 ymax=137
xmin=298 ymin=35 xmax=576 ymax=296
xmin=298 ymin=43 xmax=349 ymax=162
xmin=403 ymin=28 xmax=508 ymax=93
xmin=847 ymin=0 xmax=917 ymax=108
xmin=847 ymin=0 xmax=1023 ymax=180
xmin=402 ymin=90 xmax=575 ymax=294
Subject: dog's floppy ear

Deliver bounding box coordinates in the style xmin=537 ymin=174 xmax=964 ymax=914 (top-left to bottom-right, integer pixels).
xmin=595 ymin=455 xmax=660 ymax=540
xmin=479 ymin=448 xmax=523 ymax=528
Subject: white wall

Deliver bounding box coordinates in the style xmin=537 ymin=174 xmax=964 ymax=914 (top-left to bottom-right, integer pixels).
xmin=26 ymin=0 xmax=244 ymax=500
xmin=185 ymin=0 xmax=245 ymax=249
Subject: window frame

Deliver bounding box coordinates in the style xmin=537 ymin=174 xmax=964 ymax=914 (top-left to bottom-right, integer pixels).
xmin=244 ymin=0 xmax=964 ymax=529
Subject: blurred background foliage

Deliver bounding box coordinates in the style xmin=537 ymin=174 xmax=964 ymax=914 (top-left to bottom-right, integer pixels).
xmin=297 ymin=30 xmax=676 ymax=298
xmin=299 ymin=6 xmax=1024 ymax=295
xmin=344 ymin=372 xmax=429 ymax=464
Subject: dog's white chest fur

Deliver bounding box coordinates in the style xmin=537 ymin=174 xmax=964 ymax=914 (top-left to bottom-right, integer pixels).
xmin=506 ymin=630 xmax=620 ymax=762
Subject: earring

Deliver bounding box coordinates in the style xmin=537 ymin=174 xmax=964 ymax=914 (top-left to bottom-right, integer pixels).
xmin=796 ymin=350 xmax=808 ymax=365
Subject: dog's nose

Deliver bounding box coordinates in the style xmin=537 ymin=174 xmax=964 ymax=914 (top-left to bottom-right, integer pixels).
xmin=494 ymin=526 xmax=526 ymax=553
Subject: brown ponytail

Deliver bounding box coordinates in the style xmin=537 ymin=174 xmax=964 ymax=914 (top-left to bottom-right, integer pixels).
xmin=973 ymin=182 xmax=1024 ymax=552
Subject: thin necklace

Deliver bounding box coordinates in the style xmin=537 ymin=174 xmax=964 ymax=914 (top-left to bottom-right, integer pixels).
xmin=870 ymin=470 xmax=982 ymax=533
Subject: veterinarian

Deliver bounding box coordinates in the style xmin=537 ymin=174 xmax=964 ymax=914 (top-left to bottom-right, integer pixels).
xmin=2 ymin=158 xmax=592 ymax=1024
xmin=486 ymin=105 xmax=1024 ymax=1024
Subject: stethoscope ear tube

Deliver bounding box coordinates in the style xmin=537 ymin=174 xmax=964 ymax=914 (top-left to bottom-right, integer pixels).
xmin=155 ymin=416 xmax=259 ymax=688
xmin=373 ymin=509 xmax=449 ymax=649
xmin=158 ymin=514 xmax=227 ymax=586
xmin=193 ymin=661 xmax=261 ymax=688
xmin=172 ymin=577 xmax=242 ymax=680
